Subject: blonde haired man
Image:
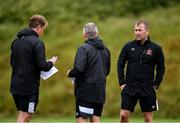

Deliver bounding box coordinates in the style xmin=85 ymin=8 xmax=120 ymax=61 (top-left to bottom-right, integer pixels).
xmin=10 ymin=14 xmax=58 ymax=122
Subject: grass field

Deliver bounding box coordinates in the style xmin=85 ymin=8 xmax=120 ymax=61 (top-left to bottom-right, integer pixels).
xmin=0 ymin=116 xmax=180 ymax=123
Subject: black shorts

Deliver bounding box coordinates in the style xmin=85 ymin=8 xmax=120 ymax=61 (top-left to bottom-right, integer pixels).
xmin=76 ymin=99 xmax=103 ymax=118
xmin=121 ymin=85 xmax=158 ymax=112
xmin=12 ymin=93 xmax=39 ymax=113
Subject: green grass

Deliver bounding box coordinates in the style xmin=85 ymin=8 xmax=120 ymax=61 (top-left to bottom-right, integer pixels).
xmin=0 ymin=116 xmax=180 ymax=123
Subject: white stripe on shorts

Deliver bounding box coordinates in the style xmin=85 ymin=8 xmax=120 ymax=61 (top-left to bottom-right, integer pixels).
xmin=79 ymin=106 xmax=94 ymax=114
xmin=28 ymin=102 xmax=35 ymax=113
xmin=156 ymin=100 xmax=159 ymax=110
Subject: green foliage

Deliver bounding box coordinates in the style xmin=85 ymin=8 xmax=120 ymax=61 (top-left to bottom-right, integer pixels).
xmin=0 ymin=0 xmax=179 ymax=24
xmin=0 ymin=0 xmax=180 ymax=118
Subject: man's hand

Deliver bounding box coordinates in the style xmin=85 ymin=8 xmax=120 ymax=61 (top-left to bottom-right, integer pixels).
xmin=153 ymin=85 xmax=159 ymax=90
xmin=48 ymin=56 xmax=58 ymax=64
xmin=120 ymin=84 xmax=126 ymax=90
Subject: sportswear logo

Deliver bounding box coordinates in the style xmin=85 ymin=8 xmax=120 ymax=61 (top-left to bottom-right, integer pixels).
xmin=152 ymin=105 xmax=155 ymax=109
xmin=131 ymin=48 xmax=135 ymax=51
xmin=76 ymin=112 xmax=78 ymax=116
xmin=28 ymin=102 xmax=35 ymax=113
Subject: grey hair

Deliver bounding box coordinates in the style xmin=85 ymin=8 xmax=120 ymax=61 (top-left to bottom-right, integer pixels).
xmin=83 ymin=22 xmax=99 ymax=38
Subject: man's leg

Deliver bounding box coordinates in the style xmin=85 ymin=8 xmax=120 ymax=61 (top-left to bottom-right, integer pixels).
xmin=89 ymin=101 xmax=103 ymax=123
xmin=143 ymin=112 xmax=153 ymax=123
xmin=139 ymin=87 xmax=157 ymax=123
xmin=76 ymin=99 xmax=92 ymax=123
xmin=120 ymin=86 xmax=137 ymax=123
xmin=76 ymin=99 xmax=103 ymax=123
xmin=120 ymin=109 xmax=131 ymax=123
xmin=17 ymin=111 xmax=32 ymax=123
xmin=76 ymin=117 xmax=88 ymax=123
xmin=90 ymin=115 xmax=100 ymax=123
xmin=13 ymin=94 xmax=38 ymax=123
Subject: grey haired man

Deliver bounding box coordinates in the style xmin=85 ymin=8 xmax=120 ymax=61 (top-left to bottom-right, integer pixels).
xmin=67 ymin=22 xmax=111 ymax=123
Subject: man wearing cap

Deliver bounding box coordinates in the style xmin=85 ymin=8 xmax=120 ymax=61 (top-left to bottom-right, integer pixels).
xmin=67 ymin=22 xmax=111 ymax=123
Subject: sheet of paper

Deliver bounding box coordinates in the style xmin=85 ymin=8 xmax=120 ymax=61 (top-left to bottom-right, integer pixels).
xmin=40 ymin=66 xmax=58 ymax=80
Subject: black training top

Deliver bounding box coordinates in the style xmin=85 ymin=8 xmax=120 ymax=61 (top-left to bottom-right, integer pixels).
xmin=117 ymin=38 xmax=165 ymax=87
xmin=10 ymin=28 xmax=53 ymax=95
xmin=68 ymin=37 xmax=111 ymax=103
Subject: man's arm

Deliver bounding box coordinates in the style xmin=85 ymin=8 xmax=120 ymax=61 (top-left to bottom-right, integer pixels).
xmin=68 ymin=46 xmax=87 ymax=77
xmin=106 ymin=48 xmax=111 ymax=76
xmin=155 ymin=46 xmax=165 ymax=87
xmin=10 ymin=41 xmax=14 ymax=67
xmin=34 ymin=41 xmax=53 ymax=71
xmin=117 ymin=43 xmax=128 ymax=86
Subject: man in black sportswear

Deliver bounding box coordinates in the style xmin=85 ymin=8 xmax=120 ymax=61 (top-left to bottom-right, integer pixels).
xmin=10 ymin=14 xmax=58 ymax=122
xmin=117 ymin=20 xmax=165 ymax=123
xmin=67 ymin=22 xmax=111 ymax=123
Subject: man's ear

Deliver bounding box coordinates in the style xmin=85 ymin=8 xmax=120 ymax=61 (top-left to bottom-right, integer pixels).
xmin=83 ymin=32 xmax=87 ymax=39
xmin=95 ymin=32 xmax=99 ymax=37
xmin=36 ymin=25 xmax=41 ymax=31
xmin=146 ymin=30 xmax=149 ymax=36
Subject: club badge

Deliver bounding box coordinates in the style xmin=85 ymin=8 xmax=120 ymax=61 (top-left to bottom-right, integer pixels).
xmin=146 ymin=48 xmax=152 ymax=56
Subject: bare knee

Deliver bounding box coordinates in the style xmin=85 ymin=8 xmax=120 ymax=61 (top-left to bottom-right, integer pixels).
xmin=76 ymin=117 xmax=88 ymax=123
xmin=144 ymin=112 xmax=153 ymax=123
xmin=120 ymin=112 xmax=128 ymax=119
xmin=90 ymin=115 xmax=100 ymax=123
xmin=120 ymin=109 xmax=130 ymax=123
xmin=17 ymin=111 xmax=32 ymax=123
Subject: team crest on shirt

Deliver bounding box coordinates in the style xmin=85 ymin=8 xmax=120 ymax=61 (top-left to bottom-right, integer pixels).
xmin=146 ymin=48 xmax=152 ymax=56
